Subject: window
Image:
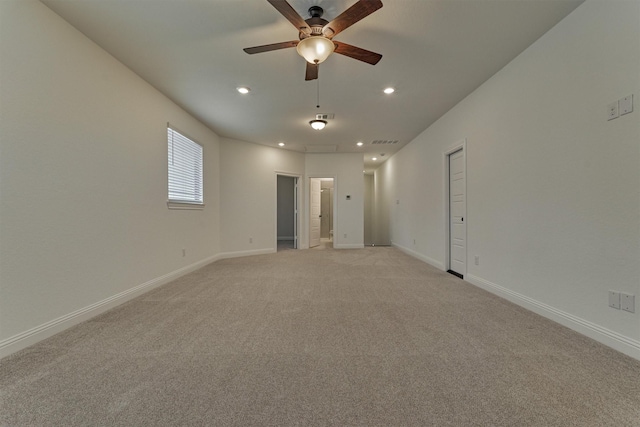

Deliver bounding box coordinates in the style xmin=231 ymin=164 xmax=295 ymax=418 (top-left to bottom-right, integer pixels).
xmin=167 ymin=126 xmax=203 ymax=208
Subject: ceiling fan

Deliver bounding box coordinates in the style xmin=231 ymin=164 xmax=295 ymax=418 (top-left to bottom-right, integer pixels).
xmin=243 ymin=0 xmax=383 ymax=80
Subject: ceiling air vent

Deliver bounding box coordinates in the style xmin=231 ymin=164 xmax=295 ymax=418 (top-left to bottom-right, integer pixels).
xmin=305 ymin=145 xmax=337 ymax=153
xmin=316 ymin=113 xmax=335 ymax=120
xmin=371 ymin=140 xmax=399 ymax=145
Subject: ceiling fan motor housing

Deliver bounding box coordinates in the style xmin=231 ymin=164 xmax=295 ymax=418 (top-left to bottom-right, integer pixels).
xmin=301 ymin=6 xmax=330 ymax=39
xmin=308 ymin=6 xmax=323 ymax=18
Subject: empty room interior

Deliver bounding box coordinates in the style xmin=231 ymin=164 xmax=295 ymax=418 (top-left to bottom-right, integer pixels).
xmin=1 ymin=0 xmax=639 ymax=425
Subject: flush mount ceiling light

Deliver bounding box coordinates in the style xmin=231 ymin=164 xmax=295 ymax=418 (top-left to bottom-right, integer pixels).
xmin=296 ymin=36 xmax=335 ymax=65
xmin=278 ymin=142 xmax=285 ymax=146
xmin=383 ymin=87 xmax=395 ymax=94
xmin=309 ymin=119 xmax=327 ymax=130
xmin=237 ymin=86 xmax=250 ymax=94
xmin=372 ymin=157 xmax=378 ymax=161
xmin=356 ymin=142 xmax=364 ymax=146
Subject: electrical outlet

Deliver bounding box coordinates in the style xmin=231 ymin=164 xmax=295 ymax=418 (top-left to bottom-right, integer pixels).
xmin=413 ymin=239 xmax=416 ymax=245
xmin=344 ymin=233 xmax=347 ymax=238
xmin=182 ymin=248 xmax=186 ymax=257
xmin=474 ymin=255 xmax=479 ymax=266
xmin=609 ymin=291 xmax=621 ymax=309
xmin=607 ymin=101 xmax=619 ymax=120
xmin=621 ymin=293 xmax=635 ymax=313
xmin=249 ymin=237 xmax=253 ymax=244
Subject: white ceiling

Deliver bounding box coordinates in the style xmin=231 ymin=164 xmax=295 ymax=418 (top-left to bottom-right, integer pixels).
xmin=41 ymin=0 xmax=583 ymax=172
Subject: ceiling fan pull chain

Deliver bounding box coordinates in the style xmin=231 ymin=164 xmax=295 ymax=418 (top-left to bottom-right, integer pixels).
xmin=316 ymin=74 xmax=320 ymax=109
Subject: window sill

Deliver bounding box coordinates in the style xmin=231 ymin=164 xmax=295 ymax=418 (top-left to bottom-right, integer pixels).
xmin=167 ymin=201 xmax=205 ymax=210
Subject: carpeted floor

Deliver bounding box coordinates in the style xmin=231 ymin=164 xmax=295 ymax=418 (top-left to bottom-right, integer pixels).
xmin=2 ymin=247 xmax=640 ymax=426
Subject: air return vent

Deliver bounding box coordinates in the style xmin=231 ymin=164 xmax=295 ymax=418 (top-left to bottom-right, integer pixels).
xmin=305 ymin=145 xmax=337 ymax=153
xmin=316 ymin=113 xmax=335 ymax=120
xmin=371 ymin=140 xmax=399 ymax=145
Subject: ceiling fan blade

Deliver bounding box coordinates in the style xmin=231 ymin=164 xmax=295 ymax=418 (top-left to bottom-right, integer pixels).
xmin=334 ymin=42 xmax=382 ymax=65
xmin=243 ymin=41 xmax=298 ymax=54
xmin=322 ymin=0 xmax=383 ymax=38
xmin=267 ymin=0 xmax=311 ymax=34
xmin=305 ymin=62 xmax=318 ymax=81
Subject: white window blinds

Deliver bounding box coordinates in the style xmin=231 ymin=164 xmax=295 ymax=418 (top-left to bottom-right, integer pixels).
xmin=168 ymin=127 xmax=203 ymax=205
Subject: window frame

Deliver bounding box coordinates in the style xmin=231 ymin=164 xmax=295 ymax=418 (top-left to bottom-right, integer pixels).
xmin=167 ymin=125 xmax=205 ymax=210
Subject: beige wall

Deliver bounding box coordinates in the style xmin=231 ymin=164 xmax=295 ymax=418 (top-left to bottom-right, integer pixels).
xmin=305 ymin=154 xmax=365 ymax=249
xmin=220 ymin=138 xmax=305 ymax=255
xmin=0 ymin=0 xmax=221 ymax=355
xmin=374 ymin=0 xmax=640 ymax=359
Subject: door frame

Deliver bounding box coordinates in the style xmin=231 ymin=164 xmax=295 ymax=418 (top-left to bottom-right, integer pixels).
xmin=275 ymin=172 xmax=301 ymax=250
xmin=443 ymin=139 xmax=467 ymax=277
xmin=305 ymin=175 xmax=337 ymax=249
xmin=309 ymin=178 xmax=322 ymax=248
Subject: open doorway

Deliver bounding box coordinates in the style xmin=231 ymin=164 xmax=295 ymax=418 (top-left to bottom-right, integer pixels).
xmin=277 ymin=174 xmax=298 ymax=251
xmin=310 ymin=177 xmax=334 ymax=249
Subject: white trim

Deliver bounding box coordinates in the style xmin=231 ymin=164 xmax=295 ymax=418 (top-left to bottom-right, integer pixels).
xmin=217 ymin=248 xmax=276 ymax=260
xmin=466 ymin=274 xmax=640 ymax=361
xmin=306 ymin=174 xmax=337 ymax=249
xmin=167 ymin=201 xmax=205 ymax=210
xmin=392 ymin=241 xmax=445 ymax=270
xmin=275 ymin=172 xmax=301 ymax=250
xmin=443 ymin=139 xmax=467 ymax=276
xmin=333 ymin=243 xmax=365 ymax=249
xmin=389 ymin=245 xmax=640 ymax=361
xmin=0 ymin=254 xmax=220 ymax=359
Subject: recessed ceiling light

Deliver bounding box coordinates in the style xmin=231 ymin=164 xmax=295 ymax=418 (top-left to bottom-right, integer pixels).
xmin=356 ymin=142 xmax=363 ymax=146
xmin=372 ymin=157 xmax=378 ymax=161
xmin=237 ymin=87 xmax=250 ymax=94
xmin=278 ymin=142 xmax=285 ymax=147
xmin=383 ymin=87 xmax=395 ymax=94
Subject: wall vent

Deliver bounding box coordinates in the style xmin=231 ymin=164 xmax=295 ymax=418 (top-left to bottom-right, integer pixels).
xmin=371 ymin=140 xmax=399 ymax=145
xmin=316 ymin=113 xmax=335 ymax=120
xmin=305 ymin=145 xmax=337 ymax=153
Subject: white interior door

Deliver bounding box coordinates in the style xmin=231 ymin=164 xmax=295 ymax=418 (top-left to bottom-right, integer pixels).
xmin=309 ymin=178 xmax=321 ymax=248
xmin=449 ymin=148 xmax=466 ymax=278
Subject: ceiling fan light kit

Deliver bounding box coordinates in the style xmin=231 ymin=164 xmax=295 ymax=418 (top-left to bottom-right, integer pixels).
xmin=309 ymin=119 xmax=327 ymax=130
xmin=296 ymin=36 xmax=335 ymax=64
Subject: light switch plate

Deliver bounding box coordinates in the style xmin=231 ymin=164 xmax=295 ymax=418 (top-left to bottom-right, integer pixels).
xmin=609 ymin=291 xmax=620 ymax=309
xmin=607 ymin=101 xmax=619 ymax=120
xmin=621 ymin=293 xmax=635 ymax=313
xmin=619 ymin=94 xmax=633 ymax=115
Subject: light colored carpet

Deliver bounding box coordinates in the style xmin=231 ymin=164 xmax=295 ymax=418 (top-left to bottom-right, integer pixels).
xmin=2 ymin=247 xmax=640 ymax=426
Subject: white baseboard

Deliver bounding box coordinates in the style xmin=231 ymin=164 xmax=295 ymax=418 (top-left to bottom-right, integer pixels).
xmin=390 ymin=243 xmax=640 ymax=361
xmin=392 ymin=242 xmax=445 ymax=270
xmin=217 ymin=247 xmax=276 ymax=260
xmin=466 ymin=274 xmax=640 ymax=361
xmin=0 ymin=254 xmax=220 ymax=360
xmin=333 ymin=243 xmax=365 ymax=249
